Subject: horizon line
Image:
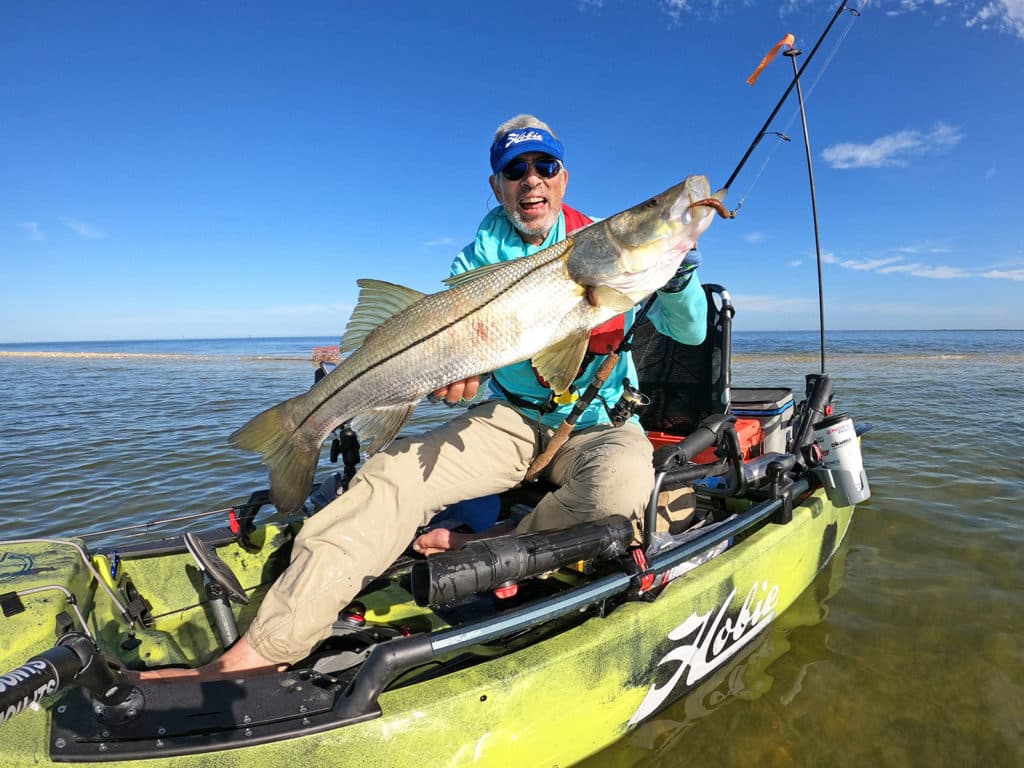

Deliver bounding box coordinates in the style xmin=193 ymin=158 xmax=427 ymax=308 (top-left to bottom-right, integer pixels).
xmin=3 ymin=328 xmax=1023 ymax=346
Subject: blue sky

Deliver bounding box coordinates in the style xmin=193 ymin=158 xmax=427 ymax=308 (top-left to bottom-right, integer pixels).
xmin=2 ymin=1 xmax=1022 ymax=342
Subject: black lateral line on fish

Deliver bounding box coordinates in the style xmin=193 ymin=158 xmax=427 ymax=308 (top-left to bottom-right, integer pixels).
xmin=297 ymin=242 xmax=575 ymax=433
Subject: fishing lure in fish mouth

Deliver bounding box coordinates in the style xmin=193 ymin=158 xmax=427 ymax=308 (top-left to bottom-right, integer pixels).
xmin=690 ymin=197 xmax=736 ymax=219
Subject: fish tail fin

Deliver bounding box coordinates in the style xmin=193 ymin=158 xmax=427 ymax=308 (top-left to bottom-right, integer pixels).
xmin=230 ymin=398 xmax=322 ymax=515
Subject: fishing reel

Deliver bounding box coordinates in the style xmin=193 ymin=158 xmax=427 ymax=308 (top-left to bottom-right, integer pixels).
xmin=607 ymin=378 xmax=651 ymax=427
xmin=329 ymin=423 xmax=362 ymax=487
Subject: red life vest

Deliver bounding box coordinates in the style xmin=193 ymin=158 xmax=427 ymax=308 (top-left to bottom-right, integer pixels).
xmin=563 ymin=204 xmax=625 ymax=354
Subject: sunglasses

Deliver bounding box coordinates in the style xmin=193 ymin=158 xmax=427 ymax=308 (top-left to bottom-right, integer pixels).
xmin=501 ymin=157 xmax=562 ymax=181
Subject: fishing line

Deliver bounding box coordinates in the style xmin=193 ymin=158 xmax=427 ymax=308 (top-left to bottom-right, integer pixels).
xmin=79 ymin=506 xmax=237 ymax=539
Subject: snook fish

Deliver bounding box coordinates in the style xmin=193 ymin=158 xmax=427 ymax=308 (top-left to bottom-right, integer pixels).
xmin=232 ymin=175 xmax=726 ymax=513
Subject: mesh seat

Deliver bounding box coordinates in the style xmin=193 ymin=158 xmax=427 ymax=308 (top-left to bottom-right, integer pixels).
xmin=632 ymin=283 xmax=734 ymax=437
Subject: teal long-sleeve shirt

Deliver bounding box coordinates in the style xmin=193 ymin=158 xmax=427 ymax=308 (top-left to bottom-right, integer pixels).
xmin=452 ymin=207 xmax=706 ymax=429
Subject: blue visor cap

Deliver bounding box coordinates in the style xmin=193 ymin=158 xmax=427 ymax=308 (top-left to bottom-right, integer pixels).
xmin=490 ymin=127 xmax=565 ymax=174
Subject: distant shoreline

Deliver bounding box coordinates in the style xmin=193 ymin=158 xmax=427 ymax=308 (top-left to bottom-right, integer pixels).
xmin=0 ymin=351 xmax=311 ymax=362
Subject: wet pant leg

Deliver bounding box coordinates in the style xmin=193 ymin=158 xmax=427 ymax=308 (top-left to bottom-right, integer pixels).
xmin=516 ymin=420 xmax=654 ymax=533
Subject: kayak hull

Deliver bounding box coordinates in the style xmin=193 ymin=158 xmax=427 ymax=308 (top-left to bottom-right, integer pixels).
xmin=0 ymin=487 xmax=854 ymax=767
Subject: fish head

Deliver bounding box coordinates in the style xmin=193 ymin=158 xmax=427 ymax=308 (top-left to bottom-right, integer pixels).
xmin=568 ymin=175 xmax=725 ymax=303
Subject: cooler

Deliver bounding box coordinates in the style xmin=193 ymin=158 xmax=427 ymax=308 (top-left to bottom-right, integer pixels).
xmin=730 ymin=387 xmax=795 ymax=453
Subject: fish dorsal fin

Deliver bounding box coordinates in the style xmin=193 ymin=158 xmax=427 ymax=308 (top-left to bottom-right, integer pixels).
xmin=341 ymin=280 xmax=427 ymax=353
xmin=531 ymin=330 xmax=591 ymax=395
xmin=350 ymin=402 xmax=419 ymax=455
xmin=442 ymin=261 xmax=512 ymax=289
xmin=443 ymin=240 xmax=575 ymax=289
xmin=588 ymin=285 xmax=636 ymax=313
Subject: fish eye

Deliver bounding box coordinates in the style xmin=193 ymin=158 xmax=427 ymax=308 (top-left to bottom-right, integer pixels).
xmin=645 ymin=197 xmax=660 ymax=208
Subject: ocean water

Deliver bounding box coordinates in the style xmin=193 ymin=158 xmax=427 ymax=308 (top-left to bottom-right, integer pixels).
xmin=1 ymin=330 xmax=1022 ymax=766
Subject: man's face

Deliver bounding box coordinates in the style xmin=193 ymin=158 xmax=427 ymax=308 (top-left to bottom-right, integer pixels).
xmin=490 ymin=152 xmax=569 ymax=246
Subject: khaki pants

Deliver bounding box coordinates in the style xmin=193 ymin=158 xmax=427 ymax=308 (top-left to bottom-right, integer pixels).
xmin=247 ymin=400 xmax=654 ymax=663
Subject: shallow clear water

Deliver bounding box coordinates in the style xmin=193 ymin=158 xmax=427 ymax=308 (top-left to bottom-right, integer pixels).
xmin=1 ymin=331 xmax=1022 ymax=766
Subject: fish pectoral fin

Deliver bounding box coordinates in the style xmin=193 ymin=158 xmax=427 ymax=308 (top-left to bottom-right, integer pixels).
xmin=350 ymin=402 xmax=419 ymax=455
xmin=588 ymin=285 xmax=636 ymax=313
xmin=341 ymin=280 xmax=428 ymax=354
xmin=531 ymin=330 xmax=591 ymax=395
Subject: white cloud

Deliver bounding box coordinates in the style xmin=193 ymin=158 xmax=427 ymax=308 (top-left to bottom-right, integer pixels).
xmin=903 ymin=264 xmax=971 ymax=279
xmin=871 ymin=1 xmax=1023 ymax=40
xmin=423 ymin=237 xmax=455 ymax=247
xmin=63 ymin=218 xmax=105 ymax=239
xmin=834 ymin=256 xmax=905 ymax=271
xmin=661 ymin=0 xmax=693 ymax=25
xmin=659 ymin=0 xmax=735 ymax=25
xmin=980 ymin=268 xmax=1024 ymax=281
xmin=874 ymin=262 xmax=920 ymax=274
xmin=821 ymin=122 xmax=963 ymax=169
xmin=870 ymin=261 xmax=970 ymax=278
xmin=886 ymin=0 xmax=949 ymax=15
xmin=18 ymin=221 xmax=44 ymax=241
xmin=821 ymin=246 xmax=1024 ymax=281
xmin=652 ymin=1 xmax=1023 ymax=40
xmin=743 ymin=231 xmax=768 ymax=244
xmin=896 ymin=241 xmax=955 ymax=254
xmin=966 ymin=1 xmax=1024 ymax=39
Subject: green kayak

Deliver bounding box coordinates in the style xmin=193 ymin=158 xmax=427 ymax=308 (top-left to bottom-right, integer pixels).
xmin=0 ymin=394 xmax=867 ymax=767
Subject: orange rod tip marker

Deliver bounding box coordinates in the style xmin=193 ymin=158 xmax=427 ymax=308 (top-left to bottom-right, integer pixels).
xmin=747 ymin=34 xmax=796 ymax=85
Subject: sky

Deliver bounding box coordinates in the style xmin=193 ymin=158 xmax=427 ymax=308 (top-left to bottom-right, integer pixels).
xmin=2 ymin=0 xmax=1022 ymax=342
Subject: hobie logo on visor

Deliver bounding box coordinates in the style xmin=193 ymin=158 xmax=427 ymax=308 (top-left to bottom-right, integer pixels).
xmin=504 ymin=130 xmax=544 ymax=147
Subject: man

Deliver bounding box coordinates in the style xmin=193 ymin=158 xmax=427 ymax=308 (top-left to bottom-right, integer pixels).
xmin=141 ymin=114 xmax=707 ymax=679
xmin=414 ymin=115 xmax=707 ymax=552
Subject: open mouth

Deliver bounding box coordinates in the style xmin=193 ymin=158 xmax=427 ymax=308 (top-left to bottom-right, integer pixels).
xmin=519 ymin=196 xmax=547 ymax=214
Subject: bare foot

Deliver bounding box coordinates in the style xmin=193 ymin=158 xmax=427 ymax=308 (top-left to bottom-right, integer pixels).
xmin=412 ymin=527 xmax=464 ymax=556
xmin=131 ymin=666 xmax=201 ymax=682
xmin=131 ymin=635 xmax=286 ymax=682
xmin=413 ymin=521 xmax=517 ymax=556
